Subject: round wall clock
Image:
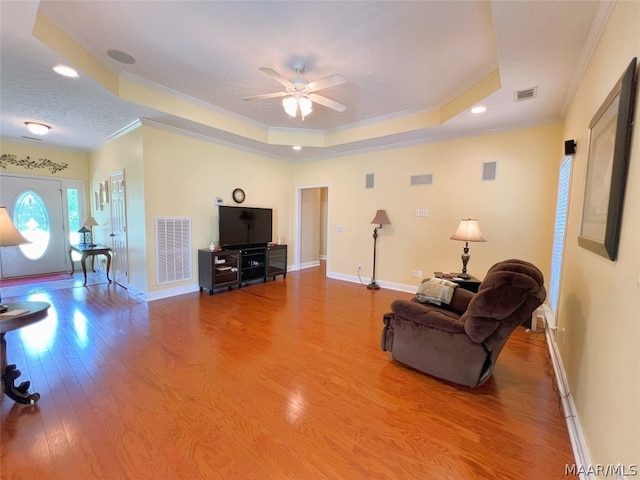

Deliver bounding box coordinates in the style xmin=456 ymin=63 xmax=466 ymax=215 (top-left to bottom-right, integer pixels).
xmin=232 ymin=188 xmax=246 ymax=204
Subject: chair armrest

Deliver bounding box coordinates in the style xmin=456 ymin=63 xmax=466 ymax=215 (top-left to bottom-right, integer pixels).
xmin=390 ymin=299 xmax=465 ymax=334
xmin=447 ymin=287 xmax=475 ymax=314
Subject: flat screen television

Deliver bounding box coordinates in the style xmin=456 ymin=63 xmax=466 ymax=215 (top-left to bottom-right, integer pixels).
xmin=218 ymin=205 xmax=273 ymax=247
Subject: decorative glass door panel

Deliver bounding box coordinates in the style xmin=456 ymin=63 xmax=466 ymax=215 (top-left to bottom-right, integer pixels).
xmin=13 ymin=190 xmax=51 ymax=260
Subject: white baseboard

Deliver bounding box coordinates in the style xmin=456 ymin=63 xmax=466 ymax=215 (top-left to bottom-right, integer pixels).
xmin=146 ymin=282 xmax=200 ymax=301
xmin=326 ymin=271 xmax=417 ymax=293
xmin=544 ymin=321 xmax=595 ymax=480
xmin=300 ymin=260 xmax=321 ymax=270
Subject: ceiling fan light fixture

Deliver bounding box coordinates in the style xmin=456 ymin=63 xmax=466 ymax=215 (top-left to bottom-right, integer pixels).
xmin=24 ymin=122 xmax=51 ymax=135
xmin=299 ymin=96 xmax=313 ymax=118
xmin=282 ymin=96 xmax=297 ymax=117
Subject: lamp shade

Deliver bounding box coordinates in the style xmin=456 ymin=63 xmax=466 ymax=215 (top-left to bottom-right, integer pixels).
xmin=450 ymin=219 xmax=486 ymax=242
xmin=282 ymin=96 xmax=297 ymax=117
xmin=82 ymin=216 xmax=99 ymax=228
xmin=0 ymin=205 xmax=30 ymax=246
xmin=371 ymin=210 xmax=391 ymax=226
xmin=299 ymin=96 xmax=313 ymax=118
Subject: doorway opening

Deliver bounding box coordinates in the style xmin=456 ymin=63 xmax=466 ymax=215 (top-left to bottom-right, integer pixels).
xmin=296 ymin=186 xmax=328 ymax=272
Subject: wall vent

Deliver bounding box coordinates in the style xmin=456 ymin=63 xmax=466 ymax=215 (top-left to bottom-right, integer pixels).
xmin=410 ymin=174 xmax=433 ymax=186
xmin=513 ymin=87 xmax=538 ymax=102
xmin=482 ymin=162 xmax=497 ymax=181
xmin=365 ymin=173 xmax=374 ymax=189
xmin=155 ymin=217 xmax=192 ymax=284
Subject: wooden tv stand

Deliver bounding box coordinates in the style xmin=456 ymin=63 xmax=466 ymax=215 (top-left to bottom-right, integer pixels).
xmin=198 ymin=244 xmax=287 ymax=295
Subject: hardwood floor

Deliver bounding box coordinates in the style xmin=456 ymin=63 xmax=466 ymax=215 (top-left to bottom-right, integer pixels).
xmin=1 ymin=265 xmax=574 ymax=479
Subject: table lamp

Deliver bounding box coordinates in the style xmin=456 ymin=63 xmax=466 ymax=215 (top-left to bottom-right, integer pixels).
xmin=82 ymin=216 xmax=98 ymax=246
xmin=0 ymin=206 xmax=30 ymax=313
xmin=450 ymin=219 xmax=486 ymax=279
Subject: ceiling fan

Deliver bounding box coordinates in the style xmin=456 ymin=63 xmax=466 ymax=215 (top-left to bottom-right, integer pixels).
xmin=243 ymin=61 xmax=347 ymax=119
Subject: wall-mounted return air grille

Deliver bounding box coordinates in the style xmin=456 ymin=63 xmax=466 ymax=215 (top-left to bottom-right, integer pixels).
xmin=482 ymin=162 xmax=497 ymax=181
xmin=155 ymin=217 xmax=192 ymax=284
xmin=514 ymin=87 xmax=538 ymax=102
xmin=365 ymin=173 xmax=374 ymax=189
xmin=410 ymin=174 xmax=433 ymax=186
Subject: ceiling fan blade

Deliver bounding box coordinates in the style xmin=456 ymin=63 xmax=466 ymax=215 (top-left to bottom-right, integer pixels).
xmin=243 ymin=91 xmax=287 ymax=101
xmin=308 ymin=93 xmax=347 ymax=113
xmin=306 ymin=73 xmax=346 ymax=92
xmin=259 ymin=67 xmax=293 ymax=87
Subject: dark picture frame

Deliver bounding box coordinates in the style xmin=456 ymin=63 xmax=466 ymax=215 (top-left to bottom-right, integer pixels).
xmin=578 ymin=57 xmax=637 ymax=261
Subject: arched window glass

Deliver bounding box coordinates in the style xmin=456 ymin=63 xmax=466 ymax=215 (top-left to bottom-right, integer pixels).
xmin=12 ymin=190 xmax=50 ymax=260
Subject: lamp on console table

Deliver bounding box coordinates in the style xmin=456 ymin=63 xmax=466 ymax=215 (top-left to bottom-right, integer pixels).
xmin=82 ymin=216 xmax=98 ymax=246
xmin=450 ymin=219 xmax=486 ymax=279
xmin=367 ymin=209 xmax=391 ymax=290
xmin=0 ymin=206 xmax=30 ymax=313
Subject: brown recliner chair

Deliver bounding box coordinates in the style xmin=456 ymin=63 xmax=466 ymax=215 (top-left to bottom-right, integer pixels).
xmin=381 ymin=259 xmax=545 ymax=388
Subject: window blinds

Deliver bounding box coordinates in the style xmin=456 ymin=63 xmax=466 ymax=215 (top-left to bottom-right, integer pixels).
xmin=549 ymin=156 xmax=572 ymax=314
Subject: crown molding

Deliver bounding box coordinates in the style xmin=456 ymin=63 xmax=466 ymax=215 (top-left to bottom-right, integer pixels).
xmin=120 ymin=72 xmax=267 ymax=130
xmin=138 ymin=118 xmax=292 ymax=162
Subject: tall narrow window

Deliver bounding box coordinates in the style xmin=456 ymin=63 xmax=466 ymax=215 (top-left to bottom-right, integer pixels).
xmin=13 ymin=190 xmax=50 ymax=260
xmin=67 ymin=188 xmax=81 ymax=244
xmin=548 ymin=156 xmax=573 ymax=319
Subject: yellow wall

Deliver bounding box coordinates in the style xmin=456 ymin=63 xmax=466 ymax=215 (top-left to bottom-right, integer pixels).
xmin=300 ymin=188 xmax=321 ymax=264
xmin=560 ymin=0 xmax=639 ymax=467
xmin=141 ymin=126 xmax=294 ymax=294
xmin=294 ymin=123 xmax=562 ymax=289
xmin=89 ymin=127 xmax=147 ymax=293
xmin=0 ymin=140 xmax=89 ymax=181
xmin=92 ymin=121 xmax=560 ymax=296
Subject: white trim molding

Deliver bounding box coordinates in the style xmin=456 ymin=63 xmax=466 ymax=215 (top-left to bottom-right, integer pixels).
xmin=544 ymin=314 xmax=595 ymax=480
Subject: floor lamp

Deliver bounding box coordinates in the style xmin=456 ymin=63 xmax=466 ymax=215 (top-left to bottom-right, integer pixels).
xmin=367 ymin=210 xmax=391 ymax=290
xmin=0 ymin=206 xmax=30 ymax=313
xmin=450 ymin=219 xmax=486 ymax=279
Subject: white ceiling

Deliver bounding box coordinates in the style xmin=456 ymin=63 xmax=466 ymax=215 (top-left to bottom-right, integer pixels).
xmin=0 ymin=1 xmax=611 ymax=162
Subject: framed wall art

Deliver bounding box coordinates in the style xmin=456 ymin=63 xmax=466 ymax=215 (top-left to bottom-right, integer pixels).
xmin=578 ymin=57 xmax=637 ymax=261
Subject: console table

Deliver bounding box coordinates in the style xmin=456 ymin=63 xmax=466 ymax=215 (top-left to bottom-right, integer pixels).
xmin=69 ymin=244 xmax=112 ymax=286
xmin=0 ymin=301 xmax=50 ymax=404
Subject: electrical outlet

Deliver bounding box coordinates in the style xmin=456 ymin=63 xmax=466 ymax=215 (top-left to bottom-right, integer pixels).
xmin=411 ymin=270 xmax=423 ymax=278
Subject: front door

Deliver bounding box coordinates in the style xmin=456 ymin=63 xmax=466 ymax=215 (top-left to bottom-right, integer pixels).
xmin=0 ymin=175 xmax=67 ymax=277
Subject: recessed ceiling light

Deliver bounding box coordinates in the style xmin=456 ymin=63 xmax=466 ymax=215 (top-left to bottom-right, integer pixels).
xmin=24 ymin=122 xmax=51 ymax=135
xmin=107 ymin=49 xmax=136 ymax=64
xmin=471 ymin=105 xmax=487 ymax=114
xmin=53 ymin=64 xmax=78 ymax=78
xmin=292 ymin=145 xmax=302 ymax=151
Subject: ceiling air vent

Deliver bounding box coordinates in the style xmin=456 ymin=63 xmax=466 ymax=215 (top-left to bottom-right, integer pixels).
xmin=514 ymin=87 xmax=538 ymax=102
